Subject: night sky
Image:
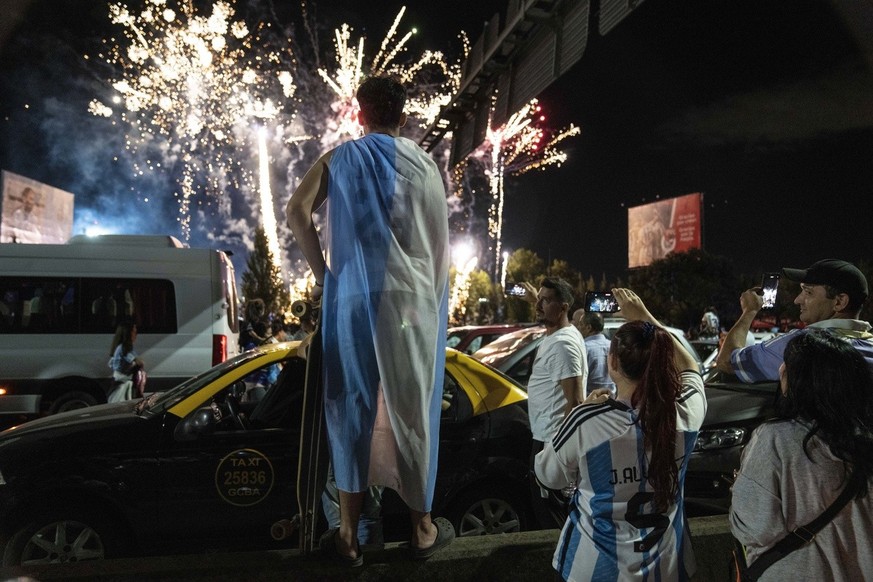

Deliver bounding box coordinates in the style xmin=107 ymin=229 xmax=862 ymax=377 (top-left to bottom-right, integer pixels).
xmin=1 ymin=0 xmax=871 ymax=284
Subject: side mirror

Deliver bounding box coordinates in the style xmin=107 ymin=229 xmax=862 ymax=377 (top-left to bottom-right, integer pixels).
xmin=174 ymin=408 xmax=216 ymax=441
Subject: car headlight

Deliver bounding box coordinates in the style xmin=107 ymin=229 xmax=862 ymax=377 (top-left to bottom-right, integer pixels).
xmin=694 ymin=427 xmax=746 ymax=451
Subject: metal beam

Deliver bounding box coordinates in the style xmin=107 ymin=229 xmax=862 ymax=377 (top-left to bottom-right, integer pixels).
xmin=418 ymin=0 xmax=648 ymax=164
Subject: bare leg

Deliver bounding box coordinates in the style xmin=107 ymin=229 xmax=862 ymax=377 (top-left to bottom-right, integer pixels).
xmin=409 ymin=509 xmax=438 ymax=549
xmin=337 ymin=490 xmax=365 ymax=559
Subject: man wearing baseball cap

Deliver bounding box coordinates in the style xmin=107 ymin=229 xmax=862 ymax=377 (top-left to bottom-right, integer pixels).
xmin=715 ymin=259 xmax=873 ymax=382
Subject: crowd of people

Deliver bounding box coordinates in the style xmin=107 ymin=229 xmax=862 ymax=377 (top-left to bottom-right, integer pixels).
xmin=276 ymin=74 xmax=872 ymax=580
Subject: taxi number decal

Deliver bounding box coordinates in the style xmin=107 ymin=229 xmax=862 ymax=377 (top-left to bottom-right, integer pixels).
xmin=223 ymin=470 xmax=268 ymax=486
xmin=215 ymin=449 xmax=275 ymax=507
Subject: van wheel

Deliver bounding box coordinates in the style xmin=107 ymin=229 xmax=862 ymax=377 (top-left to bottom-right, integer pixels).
xmin=3 ymin=508 xmax=125 ymax=565
xmin=47 ymin=391 xmax=98 ymax=415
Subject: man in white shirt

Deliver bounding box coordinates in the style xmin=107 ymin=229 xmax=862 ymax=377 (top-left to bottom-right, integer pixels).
xmin=526 ymin=276 xmax=587 ymax=528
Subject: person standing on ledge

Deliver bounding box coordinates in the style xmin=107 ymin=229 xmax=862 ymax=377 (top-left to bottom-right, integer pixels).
xmin=287 ymin=75 xmax=453 ymax=566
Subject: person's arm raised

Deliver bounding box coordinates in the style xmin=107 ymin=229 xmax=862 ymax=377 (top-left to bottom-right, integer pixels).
xmin=714 ymin=288 xmax=763 ymax=375
xmin=612 ymin=287 xmax=699 ymax=372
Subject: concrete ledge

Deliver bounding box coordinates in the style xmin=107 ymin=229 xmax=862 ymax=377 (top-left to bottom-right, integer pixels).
xmin=0 ymin=515 xmax=733 ymax=582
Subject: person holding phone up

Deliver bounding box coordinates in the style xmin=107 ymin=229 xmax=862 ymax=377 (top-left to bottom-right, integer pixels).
xmin=715 ymin=259 xmax=873 ymax=381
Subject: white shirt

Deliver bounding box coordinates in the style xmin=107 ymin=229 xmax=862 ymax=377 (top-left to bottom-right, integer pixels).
xmin=527 ymin=325 xmax=587 ymax=441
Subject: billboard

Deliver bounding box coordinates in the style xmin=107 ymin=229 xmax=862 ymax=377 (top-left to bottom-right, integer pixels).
xmin=627 ymin=192 xmax=702 ymax=269
xmin=0 ymin=170 xmax=74 ymax=244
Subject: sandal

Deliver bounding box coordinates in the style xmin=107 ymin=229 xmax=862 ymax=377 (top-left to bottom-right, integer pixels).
xmin=319 ymin=527 xmax=364 ymax=567
xmin=410 ymin=517 xmax=456 ymax=560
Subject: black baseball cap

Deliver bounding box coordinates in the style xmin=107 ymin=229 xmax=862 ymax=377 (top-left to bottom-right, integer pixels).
xmin=782 ymin=259 xmax=869 ymax=305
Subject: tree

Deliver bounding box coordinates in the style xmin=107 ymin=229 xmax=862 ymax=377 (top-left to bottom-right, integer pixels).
xmin=241 ymin=226 xmax=290 ymax=319
xmin=464 ymin=270 xmax=500 ymax=324
xmin=504 ymin=249 xmax=546 ymax=322
xmin=506 ymin=248 xmax=546 ymax=286
xmin=627 ymin=249 xmax=741 ymax=334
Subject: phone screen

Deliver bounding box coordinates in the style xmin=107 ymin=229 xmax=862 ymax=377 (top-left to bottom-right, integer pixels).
xmin=505 ymin=283 xmax=526 ymax=297
xmin=762 ymin=273 xmax=780 ymax=309
xmin=585 ymin=291 xmax=620 ymax=313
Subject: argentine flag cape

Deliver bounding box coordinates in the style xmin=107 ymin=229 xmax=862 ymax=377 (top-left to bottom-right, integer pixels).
xmin=320 ymin=133 xmax=449 ymax=512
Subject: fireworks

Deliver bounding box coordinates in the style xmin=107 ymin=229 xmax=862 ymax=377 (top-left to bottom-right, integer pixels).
xmin=316 ymin=7 xmax=464 ymax=148
xmin=90 ymin=0 xmax=296 ymax=241
xmin=469 ymin=98 xmax=580 ymax=277
xmin=87 ymin=0 xmax=574 ymax=313
xmin=448 ymin=241 xmax=478 ymax=325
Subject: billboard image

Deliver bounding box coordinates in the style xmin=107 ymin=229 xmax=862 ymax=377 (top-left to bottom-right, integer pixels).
xmin=627 ymin=192 xmax=702 ymax=269
xmin=0 ymin=170 xmax=75 ymax=244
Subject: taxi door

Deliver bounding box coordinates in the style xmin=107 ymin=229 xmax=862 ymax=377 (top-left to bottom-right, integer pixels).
xmin=153 ymin=360 xmax=305 ymax=553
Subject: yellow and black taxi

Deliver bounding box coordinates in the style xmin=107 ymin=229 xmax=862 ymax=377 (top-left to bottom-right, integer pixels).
xmin=0 ymin=342 xmax=532 ymax=565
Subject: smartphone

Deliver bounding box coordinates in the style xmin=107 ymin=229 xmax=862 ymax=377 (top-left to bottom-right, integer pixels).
xmin=761 ymin=273 xmax=780 ymax=309
xmin=585 ymin=291 xmax=620 ymax=313
xmin=505 ymin=282 xmax=527 ymax=297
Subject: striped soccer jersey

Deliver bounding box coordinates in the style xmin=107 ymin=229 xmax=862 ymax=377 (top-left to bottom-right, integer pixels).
xmin=536 ymin=371 xmax=706 ymax=582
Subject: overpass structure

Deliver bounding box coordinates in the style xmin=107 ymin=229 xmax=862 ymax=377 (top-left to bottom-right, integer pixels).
xmin=418 ymin=0 xmax=647 ymax=166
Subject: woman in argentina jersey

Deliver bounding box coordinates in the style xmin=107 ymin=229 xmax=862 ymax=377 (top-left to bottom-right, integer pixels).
xmin=536 ymin=288 xmax=707 ymax=582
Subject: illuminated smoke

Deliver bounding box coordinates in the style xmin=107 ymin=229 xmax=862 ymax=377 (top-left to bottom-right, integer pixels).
xmin=90 ymin=0 xmax=296 ymax=242
xmin=85 ymin=0 xmax=500 ymax=307
xmin=449 ymin=240 xmax=478 ymax=325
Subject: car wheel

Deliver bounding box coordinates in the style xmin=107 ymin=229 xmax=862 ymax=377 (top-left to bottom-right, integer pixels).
xmin=47 ymin=390 xmax=98 ymax=415
xmin=446 ymin=486 xmax=529 ymax=536
xmin=3 ymin=509 xmax=125 ymax=566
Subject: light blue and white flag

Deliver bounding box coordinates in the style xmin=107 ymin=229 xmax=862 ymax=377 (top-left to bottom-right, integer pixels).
xmin=320 ymin=133 xmax=449 ymax=512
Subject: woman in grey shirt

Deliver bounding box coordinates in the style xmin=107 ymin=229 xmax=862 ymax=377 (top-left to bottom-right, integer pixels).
xmin=730 ymin=329 xmax=873 ymax=580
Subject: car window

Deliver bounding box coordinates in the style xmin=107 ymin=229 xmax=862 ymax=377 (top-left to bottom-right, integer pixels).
xmin=441 ymin=370 xmax=472 ymax=423
xmin=247 ymin=357 xmax=306 ymax=429
xmin=506 ymin=347 xmax=537 ymax=387
xmin=466 ymin=335 xmax=483 ymax=353
xmin=474 ymin=328 xmax=545 ymax=369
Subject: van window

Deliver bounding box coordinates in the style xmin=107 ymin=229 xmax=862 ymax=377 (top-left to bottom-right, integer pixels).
xmin=0 ymin=277 xmax=177 ymax=334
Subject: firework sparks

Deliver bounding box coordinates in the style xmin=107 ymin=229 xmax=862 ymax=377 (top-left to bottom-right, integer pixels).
xmin=468 ymin=98 xmax=580 ymax=277
xmin=90 ymin=0 xmax=476 ymax=311
xmin=90 ymin=0 xmax=296 ymax=241
xmin=448 ymin=241 xmax=478 ymax=325
xmin=316 ymin=8 xmax=464 ymax=147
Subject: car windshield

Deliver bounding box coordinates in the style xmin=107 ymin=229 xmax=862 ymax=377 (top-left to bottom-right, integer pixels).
xmin=136 ymin=349 xmax=269 ymax=414
xmin=473 ymin=326 xmax=545 ymax=369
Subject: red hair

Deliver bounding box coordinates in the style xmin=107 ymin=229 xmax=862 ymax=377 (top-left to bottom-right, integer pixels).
xmin=610 ymin=321 xmax=681 ymax=510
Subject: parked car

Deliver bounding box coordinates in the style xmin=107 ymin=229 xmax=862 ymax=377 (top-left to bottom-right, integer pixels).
xmin=446 ymin=323 xmax=537 ymax=355
xmin=471 ymin=320 xmax=777 ymax=517
xmin=472 ymin=318 xmax=702 ymax=387
xmin=693 ymin=331 xmax=778 ymax=376
xmin=685 ymin=373 xmax=777 ymax=516
xmin=473 ymin=318 xmax=777 ymax=516
xmin=0 ymin=342 xmax=533 ymax=565
xmin=0 ymin=234 xmax=241 ymax=422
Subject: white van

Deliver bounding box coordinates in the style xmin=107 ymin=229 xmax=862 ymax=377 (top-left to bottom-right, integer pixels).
xmin=0 ymin=234 xmax=240 ymax=419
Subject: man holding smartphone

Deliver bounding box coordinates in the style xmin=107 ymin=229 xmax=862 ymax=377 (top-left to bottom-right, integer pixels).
xmin=715 ymin=259 xmax=873 ymax=381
